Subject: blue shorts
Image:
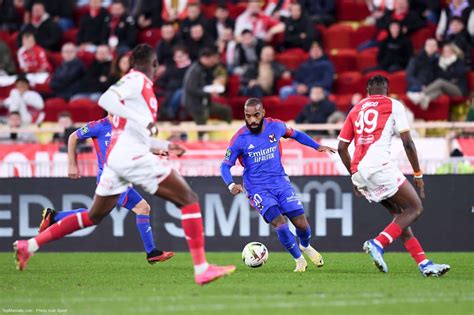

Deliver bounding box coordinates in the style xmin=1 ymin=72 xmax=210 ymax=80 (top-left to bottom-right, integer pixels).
xmin=247 ymin=181 xmax=304 ymax=223
xmin=116 ymin=187 xmax=143 ymax=211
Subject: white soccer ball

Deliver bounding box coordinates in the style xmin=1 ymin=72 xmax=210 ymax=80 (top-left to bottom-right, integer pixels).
xmin=242 ymin=242 xmax=269 ymax=268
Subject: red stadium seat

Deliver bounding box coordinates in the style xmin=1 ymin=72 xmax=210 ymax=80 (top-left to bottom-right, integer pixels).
xmin=201 ymin=4 xmax=217 ymax=18
xmin=0 ymin=84 xmax=14 ymax=100
xmin=410 ymin=26 xmax=435 ymax=51
xmin=137 ymin=28 xmax=161 ymax=48
xmin=330 ymin=94 xmax=353 ymax=112
xmin=229 ymin=96 xmax=248 ymax=119
xmin=77 ymin=51 xmax=95 ymax=68
xmin=400 ymin=94 xmax=450 ymax=121
xmin=329 ymin=49 xmax=357 ymax=72
xmin=47 ymin=52 xmax=63 ymax=71
xmin=226 ymin=75 xmax=240 ymax=97
xmin=322 ymin=24 xmax=354 ymax=50
xmin=336 ymin=0 xmax=370 ymax=21
xmin=228 ymin=3 xmax=247 ymax=20
xmin=73 ymin=5 xmax=89 ymax=26
xmin=356 ymin=47 xmax=378 ymax=72
xmin=387 ymin=71 xmax=407 ymax=95
xmin=68 ymin=98 xmax=105 ymax=122
xmin=275 ymin=76 xmax=293 ymax=92
xmin=44 ymin=97 xmax=68 ymax=121
xmin=275 ymin=48 xmax=308 ymax=71
xmin=62 ymin=28 xmax=79 ymax=45
xmin=277 ymin=95 xmax=310 ymax=121
xmin=351 ymin=25 xmax=377 ymax=47
xmin=334 ymin=72 xmax=364 ymax=94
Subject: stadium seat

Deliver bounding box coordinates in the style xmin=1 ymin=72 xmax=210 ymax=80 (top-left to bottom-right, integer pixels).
xmin=330 ymin=93 xmax=353 ymax=112
xmin=336 ymin=0 xmax=370 ymax=21
xmin=329 ymin=49 xmax=357 ymax=72
xmin=68 ymin=98 xmax=105 ymax=122
xmin=351 ymin=25 xmax=377 ymax=47
xmin=355 ymin=47 xmax=378 ymax=72
xmin=44 ymin=97 xmax=68 ymax=121
xmin=62 ymin=28 xmax=79 ymax=45
xmin=275 ymin=48 xmax=308 ymax=71
xmin=400 ymin=94 xmax=450 ymax=121
xmin=228 ymin=3 xmax=247 ymax=20
xmin=77 ymin=51 xmax=95 ymax=68
xmin=137 ymin=28 xmax=161 ymax=48
xmin=334 ymin=72 xmax=364 ymax=94
xmin=0 ymin=84 xmax=14 ymax=100
xmin=73 ymin=5 xmax=89 ymax=26
xmin=275 ymin=77 xmax=293 ymax=92
xmin=322 ymin=24 xmax=354 ymax=50
xmin=47 ymin=52 xmax=63 ymax=71
xmin=226 ymin=75 xmax=240 ymax=97
xmin=277 ymin=95 xmax=309 ymax=121
xmin=201 ymin=4 xmax=217 ymax=18
xmin=229 ymin=96 xmax=248 ymax=119
xmin=387 ymin=71 xmax=407 ymax=95
xmin=410 ymin=26 xmax=434 ymax=51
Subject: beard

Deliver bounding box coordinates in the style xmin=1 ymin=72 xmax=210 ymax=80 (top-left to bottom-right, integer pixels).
xmin=246 ymin=119 xmax=264 ymax=134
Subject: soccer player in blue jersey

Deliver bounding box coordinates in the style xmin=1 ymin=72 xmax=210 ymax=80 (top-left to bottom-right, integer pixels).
xmin=38 ymin=115 xmax=178 ymax=264
xmin=220 ymin=98 xmax=336 ymax=272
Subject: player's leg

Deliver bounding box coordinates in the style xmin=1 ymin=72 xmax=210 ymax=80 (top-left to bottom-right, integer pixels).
xmin=263 ymin=207 xmax=306 ymax=272
xmin=118 ymin=188 xmax=174 ymax=263
xmin=154 ymin=169 xmax=235 ymax=285
xmin=38 ymin=207 xmax=88 ymax=232
xmin=288 ymin=212 xmax=324 ymax=267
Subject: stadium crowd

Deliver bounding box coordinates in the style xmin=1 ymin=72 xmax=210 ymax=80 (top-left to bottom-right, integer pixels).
xmin=0 ymin=0 xmax=473 ymax=143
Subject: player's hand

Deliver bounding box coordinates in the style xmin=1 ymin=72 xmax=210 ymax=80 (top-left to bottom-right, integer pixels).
xmin=317 ymin=145 xmax=336 ymax=154
xmin=230 ymin=184 xmax=245 ymax=195
xmin=68 ymin=165 xmax=80 ymax=179
xmin=151 ymin=149 xmax=169 ymax=157
xmin=415 ymin=177 xmax=425 ymax=199
xmin=169 ymin=143 xmax=186 ymax=157
xmin=147 ymin=123 xmax=158 ymax=136
xmin=353 ymin=185 xmax=363 ymax=197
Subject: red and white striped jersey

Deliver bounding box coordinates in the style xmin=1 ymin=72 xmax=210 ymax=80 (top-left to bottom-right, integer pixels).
xmin=338 ymin=95 xmax=410 ymax=174
xmin=107 ymin=69 xmax=158 ymax=157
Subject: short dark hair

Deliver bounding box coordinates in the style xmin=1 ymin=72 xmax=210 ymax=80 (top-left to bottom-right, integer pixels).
xmin=217 ymin=4 xmax=228 ymax=10
xmin=58 ymin=111 xmax=71 ymax=119
xmin=367 ymin=75 xmax=389 ymax=94
xmin=22 ymin=31 xmax=35 ymax=39
xmin=8 ymin=111 xmax=21 ymax=117
xmin=450 ymin=16 xmax=465 ymax=25
xmin=15 ymin=75 xmax=29 ymax=85
xmin=130 ymin=44 xmax=155 ymax=68
xmin=173 ymin=45 xmax=188 ymax=55
xmin=311 ymin=41 xmax=323 ymax=50
xmin=199 ymin=47 xmax=218 ymax=58
xmin=241 ymin=29 xmax=253 ymax=36
xmin=244 ymin=98 xmax=262 ymax=108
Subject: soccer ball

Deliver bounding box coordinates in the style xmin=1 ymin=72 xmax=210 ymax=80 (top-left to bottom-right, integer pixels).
xmin=242 ymin=242 xmax=269 ymax=268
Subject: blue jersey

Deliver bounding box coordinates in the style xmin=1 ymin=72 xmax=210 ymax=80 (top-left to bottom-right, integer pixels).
xmin=223 ymin=118 xmax=294 ymax=192
xmin=75 ymin=118 xmax=112 ymax=183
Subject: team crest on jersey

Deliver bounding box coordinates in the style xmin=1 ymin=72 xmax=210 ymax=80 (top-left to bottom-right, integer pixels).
xmin=80 ymin=125 xmax=89 ymax=134
xmin=114 ymin=79 xmax=125 ymax=87
xmin=268 ymin=134 xmax=277 ymax=143
xmin=225 ymin=149 xmax=232 ymax=160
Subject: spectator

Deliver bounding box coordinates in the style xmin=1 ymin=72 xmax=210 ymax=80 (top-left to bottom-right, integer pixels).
xmin=77 ymin=0 xmax=110 ymax=51
xmin=364 ymin=0 xmax=394 ymax=26
xmin=184 ymin=24 xmax=215 ymax=61
xmin=264 ymin=0 xmax=292 ymax=19
xmin=295 ymin=86 xmax=336 ymax=129
xmin=218 ymin=26 xmax=236 ymax=65
xmin=299 ymin=0 xmax=336 ymax=26
xmin=49 ymin=43 xmax=86 ymax=99
xmin=376 ymin=20 xmax=412 ymax=72
xmin=240 ymin=46 xmax=290 ymax=97
xmin=406 ymin=38 xmax=439 ymax=98
xmin=161 ymin=0 xmax=189 ymax=23
xmin=3 ymin=76 xmax=44 ymax=124
xmin=182 ymin=48 xmax=232 ymax=136
xmin=108 ymin=52 xmax=130 ymax=84
xmin=0 ymin=0 xmax=22 ymax=32
xmin=180 ymin=2 xmax=208 ymax=42
xmin=0 ymin=111 xmax=37 ymax=143
xmin=234 ymin=0 xmax=283 ymax=42
xmin=157 ymin=46 xmax=192 ymax=120
xmin=24 ymin=0 xmax=75 ymax=31
xmin=445 ymin=17 xmax=472 ymax=67
xmin=156 ymin=22 xmax=180 ymax=66
xmin=52 ymin=111 xmax=74 ymax=143
xmin=231 ymin=29 xmax=264 ymax=74
xmin=416 ymin=43 xmax=468 ymax=110
xmin=0 ymin=39 xmax=16 ymax=75
xmin=72 ymin=45 xmax=112 ymax=101
xmin=209 ymin=4 xmax=235 ymax=41
xmin=279 ymin=41 xmax=335 ymax=100
xmin=282 ymin=2 xmax=315 ymax=51
xmin=436 ymin=0 xmax=473 ymax=41
xmin=137 ymin=0 xmax=163 ymax=28
xmin=17 ymin=31 xmax=52 ymax=74
xmin=108 ymin=0 xmax=137 ymax=53
xmin=19 ymin=2 xmax=62 ymax=51
xmin=408 ymin=0 xmax=440 ymax=24
xmin=359 ymin=0 xmax=425 ymax=51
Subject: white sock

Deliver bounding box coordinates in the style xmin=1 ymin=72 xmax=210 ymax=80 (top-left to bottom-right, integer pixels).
xmin=295 ymin=255 xmax=305 ymax=262
xmin=373 ymin=239 xmax=383 ymax=248
xmin=418 ymin=259 xmax=430 ymax=266
xmin=27 ymin=239 xmax=39 ymax=253
xmin=194 ymin=262 xmax=209 ymax=275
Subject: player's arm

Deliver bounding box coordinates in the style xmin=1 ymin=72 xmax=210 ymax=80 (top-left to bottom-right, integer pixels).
xmin=337 ymin=140 xmax=352 ymax=174
xmin=220 ymin=139 xmax=244 ymax=195
xmin=98 ymin=88 xmax=156 ymax=135
xmin=284 ymin=127 xmax=336 ymax=153
xmin=150 ymin=138 xmax=186 ymax=157
xmin=67 ymin=132 xmax=80 ymax=179
xmin=394 ymin=101 xmax=425 ymax=199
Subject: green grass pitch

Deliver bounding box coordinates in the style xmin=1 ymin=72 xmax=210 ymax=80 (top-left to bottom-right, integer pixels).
xmin=1 ymin=252 xmax=473 ymax=315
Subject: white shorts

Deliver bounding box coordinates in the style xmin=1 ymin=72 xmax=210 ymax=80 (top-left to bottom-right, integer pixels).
xmin=95 ymin=152 xmax=172 ymax=196
xmin=351 ymin=163 xmax=406 ymax=203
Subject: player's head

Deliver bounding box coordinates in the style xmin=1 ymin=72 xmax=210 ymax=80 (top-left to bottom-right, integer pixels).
xmin=130 ymin=44 xmax=158 ymax=80
xmin=244 ymin=98 xmax=265 ymax=134
xmin=367 ymin=75 xmax=389 ymax=96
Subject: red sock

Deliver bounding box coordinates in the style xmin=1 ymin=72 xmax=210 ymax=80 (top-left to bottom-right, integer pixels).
xmin=35 ymin=211 xmax=94 ymax=247
xmin=181 ymin=203 xmax=206 ymax=266
xmin=374 ymin=222 xmax=402 ymax=248
xmin=404 ymin=237 xmax=427 ymax=264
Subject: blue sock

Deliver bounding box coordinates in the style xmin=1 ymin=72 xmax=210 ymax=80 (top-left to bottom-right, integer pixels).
xmin=276 ymin=223 xmax=302 ymax=259
xmin=53 ymin=208 xmax=87 ymax=222
xmin=136 ymin=215 xmax=156 ymax=254
xmin=296 ymin=226 xmax=311 ymax=248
